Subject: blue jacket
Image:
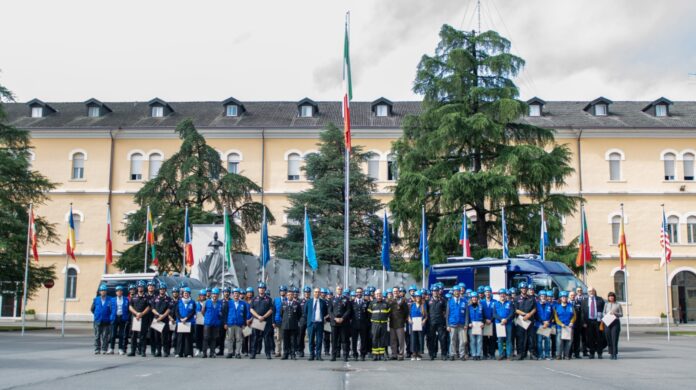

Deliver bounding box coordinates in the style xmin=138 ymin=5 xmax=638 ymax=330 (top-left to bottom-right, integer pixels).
xmin=481 ymin=298 xmax=495 ymax=320
xmin=493 ymin=300 xmax=514 ymax=324
xmin=226 ymin=300 xmax=251 ymax=326
xmin=178 ymin=299 xmax=197 ymax=324
xmin=203 ymin=299 xmax=223 ymax=327
xmin=274 ymin=296 xmax=287 ymax=324
xmin=536 ymin=301 xmax=553 ymax=327
xmin=554 ymin=302 xmax=576 ymax=328
xmin=467 ymin=302 xmax=484 ymax=323
xmin=91 ymin=296 xmax=113 ymax=324
xmin=447 ymin=296 xmax=467 ymax=326
xmin=409 ymin=302 xmax=426 ymax=319
xmin=110 ymin=296 xmax=130 ymax=322
xmin=304 ymin=297 xmax=328 ymax=326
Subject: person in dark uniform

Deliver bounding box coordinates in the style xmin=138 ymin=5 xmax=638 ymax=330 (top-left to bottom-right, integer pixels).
xmin=280 ymin=287 xmax=302 ymax=360
xmin=176 ymin=287 xmax=196 ymax=358
xmin=481 ymin=286 xmax=497 ymax=359
xmin=350 ymin=287 xmax=370 ymax=361
xmin=296 ymin=286 xmax=311 ymax=357
xmin=427 ymin=285 xmax=448 ymax=360
xmin=329 ymin=286 xmax=352 ymax=361
xmin=581 ymin=287 xmax=605 ymax=359
xmin=167 ymin=286 xmax=179 ymax=357
xmin=368 ymin=289 xmax=390 ymax=360
xmin=242 ymin=287 xmax=254 ymax=356
xmin=323 ymin=289 xmax=332 ymax=356
xmin=514 ymin=282 xmax=537 ymax=360
xmin=569 ymin=290 xmax=584 ymax=358
xmin=128 ymin=280 xmax=151 ymax=357
xmin=144 ymin=281 xmax=157 ymax=353
xmin=201 ymin=287 xmax=223 ymax=358
xmin=250 ymin=282 xmax=274 ymax=359
xmin=216 ymin=287 xmax=231 ymax=356
xmin=151 ymin=282 xmax=172 ymax=357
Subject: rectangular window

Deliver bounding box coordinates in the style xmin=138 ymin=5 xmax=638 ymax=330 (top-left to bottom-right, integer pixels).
xmin=529 ymin=104 xmax=541 ymax=117
xmin=684 ymin=155 xmax=694 ymax=180
xmin=664 ymin=159 xmax=676 ymax=181
xmin=300 ymin=105 xmax=313 ymax=117
xmin=367 ymin=158 xmax=379 ymax=180
xmin=226 ymin=105 xmax=238 ymax=117
xmin=611 ymin=222 xmax=620 ymax=245
xmin=655 ymin=104 xmax=667 ymax=117
xmin=609 ymin=160 xmax=620 ymax=181
xmin=87 ymin=106 xmax=100 ymax=117
xmin=388 ymin=160 xmax=398 ymax=181
xmin=151 ymin=106 xmax=164 ymax=117
xmin=31 ymin=107 xmax=43 ymax=118
xmin=687 ymin=220 xmax=696 ymax=244
xmin=668 ymin=222 xmax=679 ymax=244
xmin=595 ymin=104 xmax=607 ymax=116
xmin=376 ymin=105 xmax=388 ymax=117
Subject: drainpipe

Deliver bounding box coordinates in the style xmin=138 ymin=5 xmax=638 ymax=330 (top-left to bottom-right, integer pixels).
xmin=575 ymin=128 xmax=584 ymax=195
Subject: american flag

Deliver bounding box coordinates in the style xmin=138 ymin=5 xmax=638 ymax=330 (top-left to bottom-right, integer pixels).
xmin=660 ymin=210 xmax=672 ymax=268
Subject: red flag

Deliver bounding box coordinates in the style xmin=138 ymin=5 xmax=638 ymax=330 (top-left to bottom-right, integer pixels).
xmin=29 ymin=209 xmax=39 ymax=262
xmin=105 ymin=206 xmax=113 ymax=265
xmin=575 ymin=207 xmax=591 ymax=266
xmin=184 ymin=206 xmax=194 ymax=267
xmin=66 ymin=206 xmax=76 ymax=261
xmin=342 ymin=14 xmax=352 ymax=151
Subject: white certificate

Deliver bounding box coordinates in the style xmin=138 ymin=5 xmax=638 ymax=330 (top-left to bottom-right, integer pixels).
xmin=151 ymin=320 xmax=165 ymax=333
xmin=483 ymin=323 xmax=493 ymax=336
xmin=515 ymin=316 xmax=531 ymax=330
xmin=169 ymin=321 xmax=176 ymax=331
xmin=242 ymin=326 xmax=253 ymax=337
xmin=177 ymin=322 xmax=191 ymax=333
xmin=537 ymin=327 xmax=552 ymax=338
xmin=323 ymin=322 xmax=332 ymax=333
xmin=411 ymin=317 xmax=423 ymax=332
xmin=495 ymin=323 xmax=506 ymax=338
xmin=132 ymin=317 xmax=142 ymax=332
xmin=471 ymin=321 xmax=483 ymax=335
xmin=550 ymin=327 xmax=557 ymax=335
xmin=196 ymin=312 xmax=204 ymax=324
xmin=251 ymin=318 xmax=266 ymax=331
xmin=561 ymin=326 xmax=572 ymax=340
xmin=602 ymin=313 xmax=617 ymax=327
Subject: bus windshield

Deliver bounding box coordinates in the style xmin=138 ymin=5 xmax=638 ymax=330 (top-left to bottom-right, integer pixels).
xmin=551 ymin=274 xmax=587 ymax=292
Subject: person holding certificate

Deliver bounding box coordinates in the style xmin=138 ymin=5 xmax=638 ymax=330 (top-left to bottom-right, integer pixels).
xmin=466 ymin=292 xmax=484 ymax=360
xmin=493 ymin=289 xmax=514 ymax=360
xmin=602 ymin=292 xmax=623 ymax=360
xmin=535 ymin=290 xmax=553 ymax=360
xmin=553 ymin=291 xmax=576 ymax=360
xmin=201 ymin=288 xmax=223 ymax=358
xmin=128 ymin=280 xmax=151 ymax=357
xmin=408 ymin=291 xmax=427 ymax=360
xmin=176 ymin=287 xmax=196 ymax=357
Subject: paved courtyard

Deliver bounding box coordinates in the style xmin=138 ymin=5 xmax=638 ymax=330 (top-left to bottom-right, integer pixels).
xmin=0 ymin=327 xmax=693 ymax=390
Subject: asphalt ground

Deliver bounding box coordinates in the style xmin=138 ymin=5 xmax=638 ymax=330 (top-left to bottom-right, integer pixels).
xmin=0 ymin=328 xmax=693 ymax=390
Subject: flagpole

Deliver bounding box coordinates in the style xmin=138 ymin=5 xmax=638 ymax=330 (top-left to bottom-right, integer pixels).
xmin=104 ymin=203 xmax=110 ymax=275
xmin=422 ymin=205 xmax=426 ymax=289
xmin=21 ymin=204 xmax=33 ymax=336
xmin=144 ymin=206 xmax=149 ymax=273
xmin=343 ymin=11 xmax=351 ymax=290
xmin=262 ymin=207 xmax=266 ymax=283
xmin=582 ymin=204 xmax=587 ymax=284
xmin=540 ymin=205 xmax=545 ymax=260
xmin=61 ymin=202 xmax=72 ymax=338
xmin=183 ymin=206 xmax=188 ymax=276
xmin=462 ymin=212 xmax=466 ymax=257
xmin=620 ymin=203 xmax=630 ymax=341
xmin=661 ymin=204 xmax=671 ymax=341
xmin=302 ymin=206 xmax=307 ymax=291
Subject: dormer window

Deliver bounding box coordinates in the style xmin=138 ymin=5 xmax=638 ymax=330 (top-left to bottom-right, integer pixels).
xmin=376 ymin=105 xmax=389 ymax=117
xmin=642 ymin=97 xmax=672 ymax=118
xmin=371 ymin=97 xmax=393 ymax=117
xmin=529 ymin=104 xmax=541 ymax=117
xmin=87 ymin=106 xmax=100 ymax=118
xmin=151 ymin=106 xmax=164 ymax=117
xmin=31 ymin=107 xmax=43 ymax=118
xmin=655 ymin=104 xmax=667 ymax=117
xmin=226 ymin=105 xmax=239 ymax=117
xmin=526 ymin=97 xmax=545 ymax=117
xmin=300 ymin=105 xmax=313 ymax=117
xmin=584 ymin=97 xmax=612 ymax=117
xmin=83 ymin=99 xmax=111 ymax=118
xmin=595 ymin=103 xmax=607 ymax=116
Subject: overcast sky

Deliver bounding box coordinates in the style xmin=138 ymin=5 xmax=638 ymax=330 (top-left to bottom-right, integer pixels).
xmin=2 ymin=0 xmax=695 ymax=103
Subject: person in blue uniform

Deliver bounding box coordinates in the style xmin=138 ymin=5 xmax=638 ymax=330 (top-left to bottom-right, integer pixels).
xmin=408 ymin=291 xmax=427 ymax=360
xmin=554 ymin=291 xmax=576 ymax=360
xmin=536 ymin=290 xmax=553 ymax=360
xmin=225 ymin=288 xmax=251 ymax=359
xmin=467 ymin=292 xmax=484 ymax=360
xmin=201 ymin=287 xmax=223 ymax=358
xmin=176 ymin=287 xmax=196 ymax=358
xmin=250 ymin=282 xmax=274 ymax=359
xmin=150 ymin=283 xmax=172 ymax=357
xmin=493 ymin=289 xmax=514 ymax=360
xmin=91 ymin=284 xmax=113 ymax=354
xmin=109 ymin=285 xmax=129 ymax=355
xmin=481 ymin=286 xmax=496 ymax=359
xmin=446 ymin=286 xmax=468 ymax=360
xmin=194 ymin=290 xmax=206 ymax=356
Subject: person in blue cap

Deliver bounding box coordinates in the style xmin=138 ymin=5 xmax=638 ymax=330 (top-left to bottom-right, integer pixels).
xmin=149 ymin=282 xmax=172 ymax=357
xmin=427 ymin=285 xmax=448 ymax=360
xmin=250 ymin=282 xmax=274 ymax=359
xmin=367 ymin=289 xmax=390 ymax=360
xmin=493 ymin=288 xmax=514 ymax=360
xmin=446 ymin=285 xmax=468 ymax=360
xmin=215 ymin=287 xmax=232 ymax=356
xmin=389 ymin=286 xmax=409 ymax=361
xmin=194 ymin=289 xmax=206 ymax=356
xmin=408 ymin=290 xmax=427 ymax=360
xmin=296 ymin=285 xmax=312 ymax=358
xmin=536 ymin=290 xmax=553 ymax=360
xmin=554 ymin=291 xmax=576 ymax=359
xmin=467 ymin=291 xmax=484 ymax=360
xmin=280 ymin=286 xmax=302 ymax=360
xmin=242 ymin=287 xmax=255 ymax=356
xmin=128 ymin=280 xmax=151 ymax=357
xmin=200 ymin=287 xmax=223 ymax=358
xmin=273 ymin=285 xmax=288 ymax=357
xmin=168 ymin=286 xmax=180 ymax=357
xmin=91 ymin=284 xmax=113 ymax=354
xmin=175 ymin=287 xmax=196 ymax=357
xmin=481 ymin=286 xmax=496 ymax=359
xmin=514 ymin=281 xmax=537 ymax=360
xmin=329 ymin=285 xmax=353 ymax=362
xmin=225 ymin=288 xmax=251 ymax=359
xmin=109 ymin=285 xmax=129 ymax=355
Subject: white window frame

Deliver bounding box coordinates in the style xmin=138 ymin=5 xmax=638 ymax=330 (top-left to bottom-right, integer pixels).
xmin=66 ymin=268 xmax=78 ymax=299
xmin=611 ymin=215 xmax=621 ymax=245
xmin=300 ymin=105 xmax=313 ymax=118
xmin=687 ymin=216 xmax=696 ymax=244
xmin=667 ymin=215 xmax=680 ymax=244
xmin=71 ymin=152 xmax=86 ymax=180
xmin=151 ymin=106 xmax=164 ymax=118
xmin=227 ymin=153 xmax=241 ymax=174
xmin=148 ymin=153 xmax=163 ymax=179
xmin=129 ymin=153 xmax=144 ymax=181
xmin=367 ymin=153 xmax=380 ymax=180
xmin=605 ymin=149 xmax=624 ymax=181
xmin=31 ymin=106 xmax=43 ymax=118
xmin=663 ymin=152 xmax=677 ymax=181
xmin=287 ymin=153 xmax=301 ymax=181
xmin=376 ymin=104 xmax=389 ymax=117
xmin=655 ymin=104 xmax=667 ymax=117
xmin=529 ymin=104 xmax=541 ymax=117
xmin=226 ymin=105 xmax=238 ymax=117
xmin=87 ymin=106 xmax=100 ymax=118
xmin=595 ymin=103 xmax=607 ymax=116
xmin=683 ymin=152 xmax=694 ymax=181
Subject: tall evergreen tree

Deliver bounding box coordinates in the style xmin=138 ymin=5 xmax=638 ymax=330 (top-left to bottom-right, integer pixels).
xmin=0 ymin=83 xmax=57 ymax=298
xmin=391 ymin=26 xmax=578 ymax=263
xmin=117 ymin=119 xmax=272 ymax=273
xmin=272 ymin=124 xmax=391 ymax=268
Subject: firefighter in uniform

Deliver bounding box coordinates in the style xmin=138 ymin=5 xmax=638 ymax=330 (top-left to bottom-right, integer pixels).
xmin=368 ymin=289 xmax=390 ymax=360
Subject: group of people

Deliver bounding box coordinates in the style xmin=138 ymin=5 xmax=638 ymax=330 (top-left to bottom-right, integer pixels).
xmin=90 ymin=280 xmax=624 ymax=362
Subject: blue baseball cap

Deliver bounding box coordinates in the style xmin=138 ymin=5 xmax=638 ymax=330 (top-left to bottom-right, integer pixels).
xmin=484 ymin=286 xmax=492 ymax=292
xmin=509 ymin=287 xmax=517 ymax=294
xmin=98 ymin=284 xmax=107 ymax=291
xmin=465 ymin=289 xmax=473 ymax=294
xmin=408 ymin=285 xmax=417 ymax=291
xmin=445 ymin=293 xmax=452 ymax=299
xmin=199 ymin=289 xmax=207 ymax=295
xmin=539 ymin=290 xmax=547 ymax=296
xmin=559 ymin=291 xmax=569 ymax=298
xmin=477 ymin=286 xmax=485 ymax=293
xmin=279 ymin=285 xmax=288 ymax=292
xmin=158 ymin=282 xmax=167 ymax=289
xmin=115 ymin=285 xmax=124 ymax=291
xmin=246 ymin=287 xmax=254 ymax=293
xmin=211 ymin=288 xmax=221 ymax=294
xmin=414 ymin=291 xmax=422 ymax=297
xmin=452 ymin=286 xmax=461 ymax=291
xmin=518 ymin=282 xmax=527 ymax=289
xmin=223 ymin=287 xmax=231 ymax=293
xmin=431 ymin=285 xmax=441 ymax=291
xmin=137 ymin=280 xmax=146 ymax=287
xmin=183 ymin=287 xmax=191 ymax=293
xmin=128 ymin=284 xmax=136 ymax=290
xmin=171 ymin=287 xmax=179 ymax=293
xmin=147 ymin=280 xmax=156 ymax=286
xmin=469 ymin=292 xmax=477 ymax=298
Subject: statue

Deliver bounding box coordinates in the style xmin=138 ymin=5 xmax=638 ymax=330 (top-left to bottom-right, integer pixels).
xmin=197 ymin=232 xmax=225 ymax=288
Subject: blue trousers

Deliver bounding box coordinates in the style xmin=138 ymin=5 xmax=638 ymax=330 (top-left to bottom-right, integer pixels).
xmin=468 ymin=331 xmax=483 ymax=357
xmin=537 ymin=333 xmax=551 ymax=358
xmin=307 ymin=322 xmax=324 ymax=358
xmin=496 ymin=322 xmax=513 ymax=358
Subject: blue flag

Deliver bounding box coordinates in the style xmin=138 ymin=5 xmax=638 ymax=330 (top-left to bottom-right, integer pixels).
xmin=381 ymin=211 xmax=391 ymax=271
xmin=304 ymin=211 xmax=318 ymax=271
xmin=539 ymin=206 xmax=549 ymax=260
xmin=261 ymin=210 xmax=270 ymax=267
xmin=419 ymin=207 xmax=430 ymax=269
xmin=502 ymin=207 xmax=509 ymax=260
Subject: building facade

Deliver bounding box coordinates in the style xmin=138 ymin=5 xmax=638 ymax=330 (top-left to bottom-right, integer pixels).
xmin=2 ymin=96 xmax=696 ymax=323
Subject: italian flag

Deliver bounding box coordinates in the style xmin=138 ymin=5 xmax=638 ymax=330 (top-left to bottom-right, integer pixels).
xmin=105 ymin=205 xmax=112 ymax=265
xmin=342 ymin=14 xmax=352 ymax=151
xmin=575 ymin=206 xmax=591 ymax=266
xmin=223 ymin=208 xmax=232 ymax=268
xmin=147 ymin=206 xmax=158 ymax=267
xmin=29 ymin=207 xmax=39 ymax=262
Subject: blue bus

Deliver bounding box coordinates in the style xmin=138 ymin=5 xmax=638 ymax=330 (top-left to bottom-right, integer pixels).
xmin=428 ymin=255 xmax=586 ymax=298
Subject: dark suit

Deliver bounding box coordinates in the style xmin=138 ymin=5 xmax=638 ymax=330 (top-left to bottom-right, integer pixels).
xmin=350 ymin=298 xmax=370 ymax=358
xmin=330 ymin=296 xmax=353 ymax=359
xmin=304 ymin=298 xmax=328 ymax=359
xmin=571 ymin=296 xmax=585 ymax=357
xmin=581 ymin=295 xmax=605 ymax=357
xmin=281 ymin=299 xmax=302 ymax=358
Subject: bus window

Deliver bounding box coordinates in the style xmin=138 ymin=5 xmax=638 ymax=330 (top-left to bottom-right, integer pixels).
xmin=436 ymin=277 xmax=458 ymax=290
xmin=473 ymin=267 xmax=490 ymax=289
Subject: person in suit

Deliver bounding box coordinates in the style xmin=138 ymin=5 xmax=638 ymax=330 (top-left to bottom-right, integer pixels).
xmin=304 ymin=287 xmax=329 ymax=361
xmin=602 ymin=292 xmax=623 ymax=360
xmin=389 ymin=287 xmax=409 ymax=360
xmin=281 ymin=287 xmax=302 ymax=360
xmin=581 ymin=287 xmax=605 ymax=359
xmin=350 ymin=287 xmax=370 ymax=361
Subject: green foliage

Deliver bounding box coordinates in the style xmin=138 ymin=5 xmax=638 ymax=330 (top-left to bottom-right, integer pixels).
xmin=0 ymin=83 xmax=57 ymax=298
xmin=117 ymin=119 xmax=273 ymax=273
xmin=272 ymin=124 xmax=399 ymax=268
xmin=391 ymin=25 xmax=579 ymax=265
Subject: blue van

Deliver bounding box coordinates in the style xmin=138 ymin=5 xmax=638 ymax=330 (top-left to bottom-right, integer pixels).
xmin=428 ymin=255 xmax=586 ymax=297
xmin=98 ymin=272 xmax=206 ymax=299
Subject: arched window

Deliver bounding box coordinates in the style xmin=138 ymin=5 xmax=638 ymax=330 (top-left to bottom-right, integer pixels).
xmin=611 ymin=215 xmax=621 ymax=245
xmin=687 ymin=216 xmax=696 ymax=244
xmin=664 ymin=152 xmax=676 ymax=181
xmin=227 ymin=153 xmax=240 ymax=174
xmin=130 ymin=153 xmax=143 ymax=180
xmin=387 ymin=153 xmax=398 ymax=181
xmin=668 ymin=215 xmax=680 ymax=243
xmin=608 ymin=152 xmax=621 ymax=181
xmin=683 ymin=153 xmax=694 ymax=181
xmin=72 ymin=213 xmax=81 ymax=241
xmin=367 ymin=153 xmax=380 ymax=180
xmin=287 ymin=153 xmax=301 ymax=181
xmin=613 ymin=270 xmax=626 ymax=302
xmin=71 ymin=152 xmax=85 ymax=179
xmin=66 ymin=268 xmax=77 ymax=299
xmin=149 ymin=153 xmax=162 ymax=179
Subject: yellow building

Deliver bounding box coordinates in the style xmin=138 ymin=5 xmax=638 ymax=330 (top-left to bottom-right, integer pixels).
xmin=2 ymin=96 xmax=695 ymax=324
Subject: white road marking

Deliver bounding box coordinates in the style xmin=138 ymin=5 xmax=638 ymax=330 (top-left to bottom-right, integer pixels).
xmin=543 ymin=367 xmax=583 ymax=379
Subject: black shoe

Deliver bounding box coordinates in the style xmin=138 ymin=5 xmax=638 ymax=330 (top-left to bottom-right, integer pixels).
xmin=331 ymin=357 xmax=336 ymax=361
xmin=250 ymin=355 xmax=255 ymax=359
xmin=282 ymin=355 xmax=288 ymax=360
xmin=430 ymin=356 xmax=435 ymax=361
xmin=236 ymin=354 xmax=242 ymax=359
xmin=598 ymin=354 xmax=603 ymax=359
xmin=317 ymin=356 xmax=323 ymax=361
xmin=309 ymin=356 xmax=315 ymax=361
xmin=202 ymin=353 xmax=208 ymax=358
xmin=361 ymin=356 xmax=365 ymax=361
xmin=226 ymin=354 xmax=234 ymax=359
xmin=373 ymin=355 xmax=378 ymax=361
xmin=141 ymin=353 xmax=147 ymax=357
xmin=343 ymin=356 xmax=348 ymax=362
xmin=589 ymin=355 xmax=595 ymax=359
xmin=210 ymin=354 xmax=216 ymax=359
xmin=299 ymin=352 xmax=305 ymax=358
xmin=266 ymin=354 xmax=272 ymax=360
xmin=127 ymin=352 xmax=135 ymax=357
xmin=163 ymin=353 xmax=169 ymax=358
